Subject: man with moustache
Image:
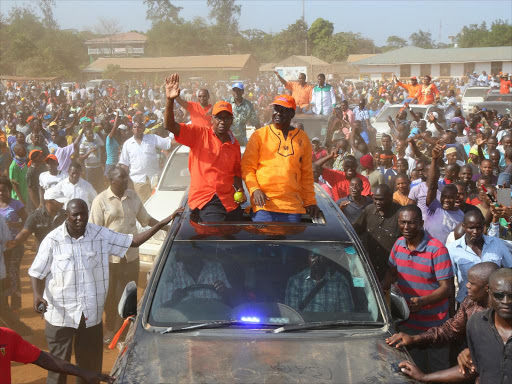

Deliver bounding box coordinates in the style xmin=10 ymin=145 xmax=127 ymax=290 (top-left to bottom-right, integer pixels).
xmin=165 ymin=73 xmax=245 ymax=222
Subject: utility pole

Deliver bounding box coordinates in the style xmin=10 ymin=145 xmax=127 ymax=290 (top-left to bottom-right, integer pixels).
xmin=303 ymin=0 xmax=307 ymax=56
xmin=227 ymin=43 xmax=233 ymax=55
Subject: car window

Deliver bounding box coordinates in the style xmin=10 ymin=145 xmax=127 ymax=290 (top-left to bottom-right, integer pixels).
xmin=159 ymin=152 xmax=190 ymax=190
xmin=463 ymin=88 xmax=489 ymax=97
xmin=486 ymin=93 xmax=512 ymax=102
xmin=149 ymin=241 xmax=383 ymax=327
xmin=375 ymin=106 xmax=427 ymax=122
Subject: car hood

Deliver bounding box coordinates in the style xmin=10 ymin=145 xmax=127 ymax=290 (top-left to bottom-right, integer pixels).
xmin=114 ymin=329 xmax=416 ymax=383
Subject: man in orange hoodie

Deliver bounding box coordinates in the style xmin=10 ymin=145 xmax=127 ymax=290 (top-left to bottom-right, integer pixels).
xmin=241 ymin=95 xmax=319 ymax=222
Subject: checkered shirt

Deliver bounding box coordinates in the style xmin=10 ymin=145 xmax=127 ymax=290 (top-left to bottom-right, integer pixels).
xmin=28 ymin=222 xmax=132 ymax=328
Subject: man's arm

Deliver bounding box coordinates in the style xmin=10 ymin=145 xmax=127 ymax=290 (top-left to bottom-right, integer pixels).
xmin=131 ymin=208 xmax=183 ymax=247
xmin=426 ymin=143 xmax=444 ymax=207
xmin=409 ymin=278 xmax=454 ymax=313
xmin=300 ymin=136 xmax=318 ymax=216
xmin=314 ymin=149 xmax=337 ymax=169
xmin=274 ymin=71 xmax=288 ymax=87
xmin=398 ymin=361 xmax=476 ymax=383
xmin=163 ymin=74 xmax=181 ymax=136
xmin=428 ymin=113 xmax=444 ymax=133
xmin=174 ymin=95 xmax=189 ymax=110
xmin=72 ymin=129 xmax=85 ymax=153
xmin=34 ymin=351 xmax=115 ymax=383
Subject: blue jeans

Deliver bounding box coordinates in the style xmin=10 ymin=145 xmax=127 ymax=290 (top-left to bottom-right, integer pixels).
xmin=251 ymin=210 xmax=302 ymax=223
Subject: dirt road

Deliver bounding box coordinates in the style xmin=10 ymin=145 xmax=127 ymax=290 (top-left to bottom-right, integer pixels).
xmin=9 ymin=237 xmax=137 ymax=383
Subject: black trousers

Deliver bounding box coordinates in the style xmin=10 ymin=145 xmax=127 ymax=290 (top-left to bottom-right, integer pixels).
xmin=45 ymin=315 xmax=103 ymax=384
xmin=196 ymin=195 xmax=242 ymax=222
xmin=104 ymin=258 xmax=140 ymax=333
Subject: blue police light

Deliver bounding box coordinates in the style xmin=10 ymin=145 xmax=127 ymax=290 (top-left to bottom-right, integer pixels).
xmin=240 ymin=316 xmax=260 ymax=323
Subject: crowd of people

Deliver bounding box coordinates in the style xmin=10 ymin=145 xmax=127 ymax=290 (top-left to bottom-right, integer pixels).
xmin=0 ymin=67 xmax=511 ymax=383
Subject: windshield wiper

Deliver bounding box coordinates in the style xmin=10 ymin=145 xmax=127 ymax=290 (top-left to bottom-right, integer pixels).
xmin=161 ymin=320 xmax=280 ymax=334
xmin=269 ymin=320 xmax=385 ymax=333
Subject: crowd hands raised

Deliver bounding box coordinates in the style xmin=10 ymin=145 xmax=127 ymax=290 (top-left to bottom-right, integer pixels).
xmin=0 ymin=69 xmax=511 ymax=383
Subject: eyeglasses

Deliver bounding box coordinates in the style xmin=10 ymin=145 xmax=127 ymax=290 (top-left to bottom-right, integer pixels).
xmin=213 ymin=115 xmax=233 ymax=122
xmin=492 ymin=291 xmax=512 ymax=301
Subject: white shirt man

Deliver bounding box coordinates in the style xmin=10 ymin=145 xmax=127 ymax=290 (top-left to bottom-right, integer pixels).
xmin=54 ymin=176 xmax=97 ymax=209
xmin=118 ymin=132 xmax=172 ymax=202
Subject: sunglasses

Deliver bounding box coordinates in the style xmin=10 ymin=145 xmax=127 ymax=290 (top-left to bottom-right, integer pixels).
xmin=492 ymin=291 xmax=512 ymax=301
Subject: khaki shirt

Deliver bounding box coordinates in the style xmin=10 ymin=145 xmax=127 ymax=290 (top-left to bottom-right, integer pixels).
xmin=89 ymin=187 xmax=151 ymax=263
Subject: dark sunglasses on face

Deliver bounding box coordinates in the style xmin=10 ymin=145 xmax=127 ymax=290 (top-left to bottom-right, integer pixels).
xmin=492 ymin=291 xmax=512 ymax=301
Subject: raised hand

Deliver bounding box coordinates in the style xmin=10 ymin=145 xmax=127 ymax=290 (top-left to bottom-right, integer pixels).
xmin=165 ymin=73 xmax=180 ymax=99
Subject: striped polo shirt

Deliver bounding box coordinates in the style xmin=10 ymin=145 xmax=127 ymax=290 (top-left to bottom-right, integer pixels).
xmin=389 ymin=232 xmax=454 ymax=331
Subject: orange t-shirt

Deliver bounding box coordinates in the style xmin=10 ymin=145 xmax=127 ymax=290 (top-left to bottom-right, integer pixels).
xmin=500 ymin=79 xmax=512 ymax=94
xmin=186 ymin=101 xmax=212 ymax=126
xmin=285 ymin=82 xmax=313 ymax=108
xmin=176 ymin=123 xmax=241 ymax=212
xmin=415 ymin=83 xmax=440 ymax=105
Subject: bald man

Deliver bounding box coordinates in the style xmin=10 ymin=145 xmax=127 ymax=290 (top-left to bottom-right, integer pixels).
xmin=387 ymin=262 xmax=498 ymax=350
xmin=447 ymin=210 xmax=512 ymax=304
xmin=175 ymin=88 xmax=212 ymax=126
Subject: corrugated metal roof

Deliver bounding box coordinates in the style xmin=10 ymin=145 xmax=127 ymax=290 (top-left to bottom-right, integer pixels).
xmin=85 ymin=32 xmax=147 ymax=45
xmin=346 ymin=54 xmax=377 ymax=63
xmin=355 ymin=46 xmax=512 ymax=65
xmin=82 ymin=54 xmax=256 ymax=73
xmin=277 ymin=55 xmax=330 ymax=66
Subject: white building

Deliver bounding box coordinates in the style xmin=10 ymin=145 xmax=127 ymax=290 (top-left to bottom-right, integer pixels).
xmin=353 ymin=46 xmax=512 ymax=80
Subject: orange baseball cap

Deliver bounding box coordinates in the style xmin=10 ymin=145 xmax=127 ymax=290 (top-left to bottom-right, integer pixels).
xmin=44 ymin=154 xmax=59 ymax=163
xmin=212 ymin=101 xmax=233 ymax=115
xmin=271 ymin=94 xmax=296 ymax=110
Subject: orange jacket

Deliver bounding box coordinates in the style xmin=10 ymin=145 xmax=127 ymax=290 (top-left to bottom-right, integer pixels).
xmin=241 ymin=124 xmax=316 ymax=214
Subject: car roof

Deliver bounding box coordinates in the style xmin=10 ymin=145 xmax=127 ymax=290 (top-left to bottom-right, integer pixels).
xmin=173 ymin=184 xmax=356 ymax=243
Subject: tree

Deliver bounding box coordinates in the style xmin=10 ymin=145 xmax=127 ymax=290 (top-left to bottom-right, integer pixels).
xmin=456 ymin=20 xmax=512 ymax=48
xmin=36 ymin=0 xmax=57 ymax=29
xmin=143 ymin=0 xmax=182 ymax=25
xmin=308 ymin=18 xmax=333 ymax=49
xmin=270 ymin=19 xmax=308 ymax=60
xmin=94 ymin=17 xmax=121 ymax=36
xmin=207 ymin=0 xmax=241 ymax=34
xmin=103 ymin=64 xmax=122 ymax=81
xmin=386 ymin=35 xmax=407 ymax=49
xmin=314 ymin=32 xmax=375 ymax=62
xmin=409 ymin=30 xmax=434 ymax=48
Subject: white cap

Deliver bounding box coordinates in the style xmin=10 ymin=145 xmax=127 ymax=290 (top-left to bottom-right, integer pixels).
xmin=44 ymin=188 xmax=67 ymax=203
xmin=118 ymin=124 xmax=127 ymax=130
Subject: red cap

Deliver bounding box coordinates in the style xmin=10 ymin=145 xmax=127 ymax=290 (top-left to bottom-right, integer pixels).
xmin=212 ymin=101 xmax=233 ymax=115
xmin=44 ymin=154 xmax=58 ymax=163
xmin=410 ymin=76 xmax=417 ymax=81
xmin=271 ymin=94 xmax=296 ymax=110
xmin=360 ymin=154 xmax=374 ymax=169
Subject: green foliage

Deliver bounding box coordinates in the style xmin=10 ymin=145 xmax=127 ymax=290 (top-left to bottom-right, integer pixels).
xmin=308 ymin=18 xmax=334 ymax=48
xmin=103 ymin=64 xmax=122 ymax=81
xmin=409 ymin=30 xmax=434 ymax=48
xmin=456 ymin=20 xmax=512 ymax=47
xmin=207 ymin=0 xmax=241 ymax=35
xmin=0 ymin=5 xmax=88 ymax=78
xmin=386 ymin=35 xmax=407 ymax=49
xmin=144 ymin=0 xmax=182 ymax=25
xmin=270 ymin=19 xmax=308 ymax=60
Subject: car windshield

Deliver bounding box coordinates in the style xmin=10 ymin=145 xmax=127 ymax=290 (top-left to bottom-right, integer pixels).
xmin=159 ymin=152 xmax=190 ymax=190
xmin=463 ymin=88 xmax=489 ymax=97
xmin=375 ymin=105 xmax=428 ymax=122
xmin=149 ymin=241 xmax=383 ymax=328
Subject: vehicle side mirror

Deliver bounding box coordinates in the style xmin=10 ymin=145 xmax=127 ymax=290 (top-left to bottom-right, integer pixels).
xmin=118 ymin=281 xmax=137 ymax=319
xmin=390 ymin=285 xmax=409 ymax=322
xmin=370 ymin=116 xmax=376 ymax=124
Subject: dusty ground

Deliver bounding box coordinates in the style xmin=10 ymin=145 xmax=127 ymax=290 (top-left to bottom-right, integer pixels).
xmin=10 ymin=237 xmax=143 ymax=383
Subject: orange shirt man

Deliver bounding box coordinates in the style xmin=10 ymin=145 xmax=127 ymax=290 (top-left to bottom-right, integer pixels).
xmin=500 ymin=75 xmax=512 ymax=94
xmin=414 ymin=76 xmax=440 ymax=105
xmin=164 ymin=73 xmax=245 ymax=222
xmin=394 ymin=76 xmax=422 ymax=100
xmin=274 ymin=71 xmax=313 ymax=109
xmin=175 ymin=88 xmax=213 ymax=126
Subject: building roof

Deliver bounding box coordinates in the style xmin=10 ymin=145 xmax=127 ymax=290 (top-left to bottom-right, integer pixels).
xmin=346 ymin=54 xmax=377 ymax=63
xmin=85 ymin=32 xmax=147 ymax=45
xmin=82 ymin=54 xmax=258 ymax=73
xmin=276 ymin=55 xmax=330 ymax=67
xmin=354 ymin=46 xmax=512 ymax=65
xmin=259 ymin=62 xmax=276 ymax=72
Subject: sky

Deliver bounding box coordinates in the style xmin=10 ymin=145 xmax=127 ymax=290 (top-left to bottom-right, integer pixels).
xmin=1 ymin=0 xmax=511 ymax=46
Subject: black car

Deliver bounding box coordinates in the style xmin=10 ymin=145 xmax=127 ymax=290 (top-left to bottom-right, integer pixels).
xmin=111 ymin=185 xmax=415 ymax=383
